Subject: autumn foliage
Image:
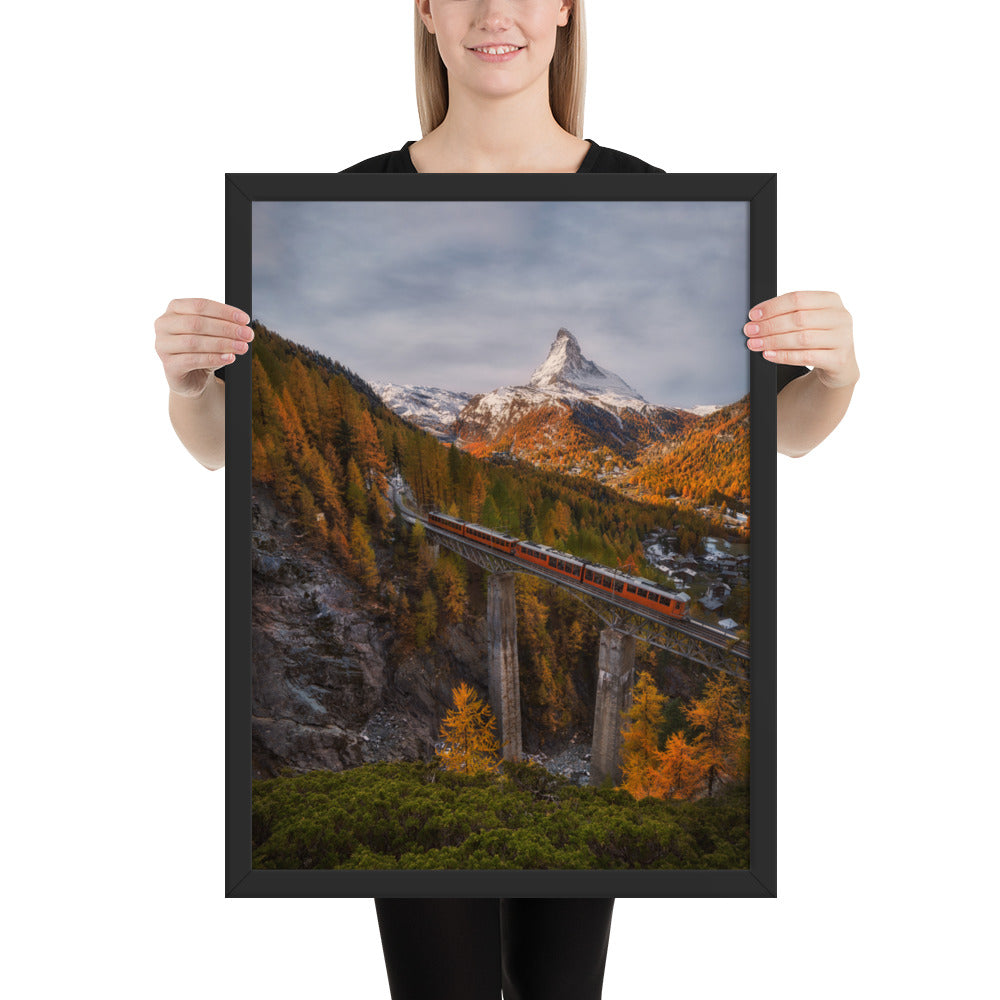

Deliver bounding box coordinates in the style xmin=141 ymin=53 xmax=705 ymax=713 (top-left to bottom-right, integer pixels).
xmin=249 ymin=322 xmax=722 ymax=601
xmin=618 ymin=670 xmax=748 ymax=801
xmin=435 ymin=682 xmax=503 ymax=775
xmin=250 ymin=322 xmax=749 ymax=741
xmin=622 ymin=397 xmax=750 ymax=507
xmin=684 ymin=673 xmax=750 ymax=796
xmin=618 ymin=672 xmax=669 ymax=799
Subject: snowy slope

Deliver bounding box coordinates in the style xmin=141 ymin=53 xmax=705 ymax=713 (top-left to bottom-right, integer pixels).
xmin=373 ymin=328 xmax=700 ymax=466
xmin=528 ymin=328 xmax=649 ymax=408
xmin=371 ymin=382 xmax=472 ymax=439
xmin=452 ymin=327 xmax=699 ymax=466
xmin=456 ymin=327 xmax=676 ymax=441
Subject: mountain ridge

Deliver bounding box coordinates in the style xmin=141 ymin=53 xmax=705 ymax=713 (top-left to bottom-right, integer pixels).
xmin=372 ymin=326 xmax=743 ymax=496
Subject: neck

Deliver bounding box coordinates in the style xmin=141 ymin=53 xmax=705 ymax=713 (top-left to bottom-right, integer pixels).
xmin=427 ymin=75 xmax=572 ymax=171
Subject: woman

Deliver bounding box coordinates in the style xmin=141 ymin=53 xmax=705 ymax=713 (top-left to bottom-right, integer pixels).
xmin=155 ymin=3 xmax=859 ymax=998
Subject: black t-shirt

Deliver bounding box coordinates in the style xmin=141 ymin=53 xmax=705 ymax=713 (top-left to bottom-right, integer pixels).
xmin=217 ymin=140 xmax=809 ymax=389
xmin=341 ymin=138 xmax=664 ymax=174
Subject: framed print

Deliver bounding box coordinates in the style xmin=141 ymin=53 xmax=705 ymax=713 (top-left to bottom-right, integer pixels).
xmin=225 ymin=173 xmax=777 ymax=898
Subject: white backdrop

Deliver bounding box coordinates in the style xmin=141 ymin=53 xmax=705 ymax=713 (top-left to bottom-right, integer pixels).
xmin=4 ymin=1 xmax=996 ymax=997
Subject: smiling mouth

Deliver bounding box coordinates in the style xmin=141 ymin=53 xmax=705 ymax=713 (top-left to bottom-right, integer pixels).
xmin=467 ymin=45 xmax=525 ymax=55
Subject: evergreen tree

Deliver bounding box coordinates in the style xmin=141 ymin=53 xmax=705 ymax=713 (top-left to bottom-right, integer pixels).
xmin=522 ymin=501 xmax=537 ymax=541
xmin=480 ymin=495 xmax=501 ymax=529
xmin=722 ymin=582 xmax=750 ymax=626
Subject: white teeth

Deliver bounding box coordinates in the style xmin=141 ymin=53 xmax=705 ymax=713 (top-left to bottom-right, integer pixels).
xmin=475 ymin=45 xmax=521 ymax=55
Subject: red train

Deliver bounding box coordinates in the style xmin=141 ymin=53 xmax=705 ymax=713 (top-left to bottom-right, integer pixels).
xmin=427 ymin=511 xmax=689 ymax=620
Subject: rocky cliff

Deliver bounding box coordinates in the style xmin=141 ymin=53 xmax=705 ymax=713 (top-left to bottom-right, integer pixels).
xmin=249 ymin=483 xmax=705 ymax=783
xmin=250 ymin=484 xmax=491 ymax=779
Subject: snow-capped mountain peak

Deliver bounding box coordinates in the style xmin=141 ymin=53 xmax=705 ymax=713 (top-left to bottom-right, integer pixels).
xmin=529 ymin=327 xmax=646 ymax=403
xmin=371 ymin=381 xmax=471 ymax=440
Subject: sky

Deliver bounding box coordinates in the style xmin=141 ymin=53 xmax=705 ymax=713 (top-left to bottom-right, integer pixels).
xmin=252 ymin=200 xmax=749 ymax=409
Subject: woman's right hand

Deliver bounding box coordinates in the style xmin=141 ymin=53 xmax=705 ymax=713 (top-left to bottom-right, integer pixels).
xmin=154 ymin=297 xmax=253 ymax=397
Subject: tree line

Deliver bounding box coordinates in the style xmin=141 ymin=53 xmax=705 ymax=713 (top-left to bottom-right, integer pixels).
xmin=250 ymin=321 xmax=726 ymax=593
xmin=251 ymin=322 xmax=741 ymax=734
xmin=434 ymin=668 xmax=748 ymax=803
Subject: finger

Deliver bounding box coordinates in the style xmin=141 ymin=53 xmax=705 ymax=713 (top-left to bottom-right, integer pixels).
xmin=158 ymin=332 xmax=251 ymax=358
xmin=166 ymin=298 xmax=250 ymax=326
xmin=166 ymin=352 xmax=238 ymax=375
xmin=746 ymin=329 xmax=841 ymax=354
xmin=759 ymin=346 xmax=843 ymax=367
xmin=748 ymin=290 xmax=842 ymax=321
xmin=744 ymin=307 xmax=841 ymax=338
xmin=155 ymin=313 xmax=254 ymax=343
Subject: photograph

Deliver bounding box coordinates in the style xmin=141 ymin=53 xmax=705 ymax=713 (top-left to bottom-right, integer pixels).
xmin=238 ymin=185 xmax=762 ymax=887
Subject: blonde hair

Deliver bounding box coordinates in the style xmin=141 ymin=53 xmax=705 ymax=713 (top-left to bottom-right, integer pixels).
xmin=414 ymin=1 xmax=587 ymax=138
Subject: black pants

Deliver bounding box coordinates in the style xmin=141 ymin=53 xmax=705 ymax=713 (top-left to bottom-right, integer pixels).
xmin=374 ymin=898 xmax=615 ymax=1000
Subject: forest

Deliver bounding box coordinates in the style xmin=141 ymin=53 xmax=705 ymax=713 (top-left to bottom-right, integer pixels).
xmin=249 ymin=323 xmax=750 ymax=867
xmin=251 ymin=669 xmax=749 ymax=870
xmin=621 ymin=396 xmax=750 ymax=507
xmin=249 ymin=323 xmax=749 ymax=730
xmin=433 ymin=670 xmax=749 ymax=803
xmin=251 ymin=758 xmax=749 ymax=870
xmin=250 ymin=321 xmax=738 ymax=585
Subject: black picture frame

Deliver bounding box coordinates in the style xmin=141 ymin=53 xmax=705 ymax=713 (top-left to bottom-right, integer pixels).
xmin=225 ymin=172 xmax=777 ymax=898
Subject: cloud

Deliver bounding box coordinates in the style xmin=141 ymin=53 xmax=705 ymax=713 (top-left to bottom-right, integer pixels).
xmin=253 ymin=200 xmax=748 ymax=406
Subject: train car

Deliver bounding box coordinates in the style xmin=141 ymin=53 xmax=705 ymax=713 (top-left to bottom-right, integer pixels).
xmin=427 ymin=510 xmax=688 ymax=621
xmin=463 ymin=522 xmax=519 ymax=555
xmin=428 ymin=510 xmax=466 ymax=536
xmin=582 ymin=564 xmax=689 ymax=620
xmin=427 ymin=512 xmax=518 ymax=555
xmin=515 ymin=541 xmax=586 ymax=583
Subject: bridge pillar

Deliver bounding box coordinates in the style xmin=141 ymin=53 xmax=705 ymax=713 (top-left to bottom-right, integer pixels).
xmin=487 ymin=572 xmax=522 ymax=763
xmin=590 ymin=628 xmax=637 ymax=787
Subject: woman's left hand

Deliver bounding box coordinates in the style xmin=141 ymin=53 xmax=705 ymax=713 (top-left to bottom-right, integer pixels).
xmin=744 ymin=290 xmax=859 ymax=389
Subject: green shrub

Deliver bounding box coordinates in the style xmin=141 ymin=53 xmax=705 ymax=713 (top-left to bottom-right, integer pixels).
xmin=250 ymin=761 xmax=749 ymax=870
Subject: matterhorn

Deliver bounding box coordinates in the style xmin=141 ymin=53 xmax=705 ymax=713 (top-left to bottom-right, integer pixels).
xmin=526 ymin=327 xmax=649 ymax=405
xmin=450 ymin=327 xmax=691 ymax=472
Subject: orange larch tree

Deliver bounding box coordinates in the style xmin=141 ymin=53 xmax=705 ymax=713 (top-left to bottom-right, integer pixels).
xmin=435 ymin=681 xmax=503 ymax=775
xmin=617 ymin=670 xmax=668 ymax=799
xmin=684 ymin=674 xmax=748 ymax=795
xmin=348 ymin=517 xmax=379 ymax=591
xmin=353 ymin=408 xmax=388 ymax=491
xmin=653 ymin=731 xmax=706 ymax=799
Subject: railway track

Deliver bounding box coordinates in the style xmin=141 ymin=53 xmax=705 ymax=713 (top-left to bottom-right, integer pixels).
xmin=390 ymin=480 xmax=749 ymax=663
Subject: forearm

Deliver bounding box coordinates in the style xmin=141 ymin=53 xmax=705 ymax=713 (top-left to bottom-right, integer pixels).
xmin=168 ymin=375 xmax=226 ymax=470
xmin=776 ymin=369 xmax=857 ymax=458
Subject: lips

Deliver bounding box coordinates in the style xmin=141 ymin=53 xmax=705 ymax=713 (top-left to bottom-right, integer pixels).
xmin=468 ymin=45 xmax=525 ymax=54
xmin=467 ymin=44 xmax=525 ymax=63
